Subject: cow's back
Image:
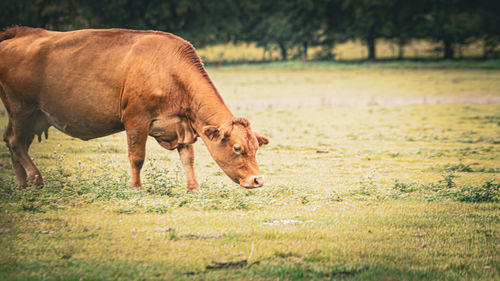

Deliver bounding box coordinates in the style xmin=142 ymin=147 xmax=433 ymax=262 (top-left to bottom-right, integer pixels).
xmin=0 ymin=27 xmax=184 ymax=139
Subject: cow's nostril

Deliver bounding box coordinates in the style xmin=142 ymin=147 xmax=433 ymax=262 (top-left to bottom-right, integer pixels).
xmin=253 ymin=175 xmax=264 ymax=187
xmin=242 ymin=175 xmax=264 ymax=188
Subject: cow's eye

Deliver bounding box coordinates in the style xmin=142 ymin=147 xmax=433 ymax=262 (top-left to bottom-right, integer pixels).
xmin=233 ymin=144 xmax=242 ymax=153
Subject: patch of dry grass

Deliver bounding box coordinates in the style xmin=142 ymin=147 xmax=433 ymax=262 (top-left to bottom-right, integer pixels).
xmin=209 ymin=68 xmax=500 ymax=104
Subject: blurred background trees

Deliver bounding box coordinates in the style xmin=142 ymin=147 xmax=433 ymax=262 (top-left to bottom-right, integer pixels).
xmin=1 ymin=0 xmax=498 ymax=61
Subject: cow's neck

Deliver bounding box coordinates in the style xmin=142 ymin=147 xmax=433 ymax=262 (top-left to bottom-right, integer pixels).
xmin=183 ymin=74 xmax=234 ymax=133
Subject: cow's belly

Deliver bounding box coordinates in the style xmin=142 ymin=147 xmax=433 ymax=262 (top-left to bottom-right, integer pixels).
xmin=40 ymin=92 xmax=124 ymax=140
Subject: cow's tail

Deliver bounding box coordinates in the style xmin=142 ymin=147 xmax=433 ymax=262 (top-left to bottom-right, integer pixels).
xmin=0 ymin=26 xmax=19 ymax=43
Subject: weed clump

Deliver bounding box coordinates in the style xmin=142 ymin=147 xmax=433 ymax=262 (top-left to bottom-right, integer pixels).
xmin=392 ymin=173 xmax=499 ymax=203
xmin=435 ymin=163 xmax=500 ymax=173
xmin=444 ymin=163 xmax=474 ymax=172
xmin=452 ymin=180 xmax=499 ymax=202
xmin=326 ymin=190 xmax=344 ymax=202
xmin=348 ymin=172 xmax=390 ymax=200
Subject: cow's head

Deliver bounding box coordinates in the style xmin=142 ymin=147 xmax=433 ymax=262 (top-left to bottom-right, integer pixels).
xmin=202 ymin=117 xmax=269 ymax=188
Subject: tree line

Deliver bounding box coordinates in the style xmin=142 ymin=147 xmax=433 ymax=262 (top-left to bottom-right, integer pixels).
xmin=1 ymin=0 xmax=499 ymax=61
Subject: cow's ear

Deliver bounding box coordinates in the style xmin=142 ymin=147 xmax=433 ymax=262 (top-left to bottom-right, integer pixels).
xmin=255 ymin=132 xmax=269 ymax=147
xmin=203 ymin=125 xmax=220 ymax=141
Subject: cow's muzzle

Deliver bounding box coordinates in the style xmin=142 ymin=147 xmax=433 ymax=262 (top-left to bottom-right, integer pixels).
xmin=241 ymin=175 xmax=265 ymax=188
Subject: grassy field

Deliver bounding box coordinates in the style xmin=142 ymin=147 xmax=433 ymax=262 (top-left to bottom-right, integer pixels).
xmin=0 ymin=63 xmax=499 ymax=280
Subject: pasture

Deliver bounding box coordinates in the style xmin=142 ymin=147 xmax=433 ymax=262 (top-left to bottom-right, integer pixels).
xmin=0 ymin=62 xmax=499 ymax=280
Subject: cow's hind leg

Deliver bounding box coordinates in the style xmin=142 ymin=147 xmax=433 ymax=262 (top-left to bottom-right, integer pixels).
xmin=3 ymin=121 xmax=28 ymax=187
xmin=5 ymin=113 xmax=48 ymax=187
xmin=4 ymin=126 xmax=42 ymax=187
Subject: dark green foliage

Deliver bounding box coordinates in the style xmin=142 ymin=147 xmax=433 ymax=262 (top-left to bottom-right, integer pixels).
xmin=342 ymin=0 xmax=391 ymax=60
xmin=1 ymin=1 xmax=498 ymax=61
xmin=422 ymin=0 xmax=479 ymax=59
xmin=239 ymin=0 xmax=330 ymax=61
xmin=384 ymin=1 xmax=430 ymax=59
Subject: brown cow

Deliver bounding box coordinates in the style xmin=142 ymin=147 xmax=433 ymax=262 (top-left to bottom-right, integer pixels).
xmin=0 ymin=26 xmax=269 ymax=191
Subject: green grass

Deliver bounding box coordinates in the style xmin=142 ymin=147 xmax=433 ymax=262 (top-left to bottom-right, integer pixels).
xmin=208 ymin=59 xmax=500 ymax=70
xmin=0 ymin=67 xmax=499 ymax=280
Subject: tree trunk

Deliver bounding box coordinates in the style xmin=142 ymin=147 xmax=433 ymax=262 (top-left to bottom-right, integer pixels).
xmin=443 ymin=37 xmax=454 ymax=60
xmin=262 ymin=45 xmax=269 ymax=61
xmin=302 ymin=41 xmax=308 ymax=61
xmin=278 ymin=42 xmax=288 ymax=61
xmin=302 ymin=41 xmax=308 ymax=66
xmin=483 ymin=39 xmax=490 ymax=59
xmin=397 ymin=40 xmax=405 ymax=60
xmin=367 ymin=37 xmax=376 ymax=61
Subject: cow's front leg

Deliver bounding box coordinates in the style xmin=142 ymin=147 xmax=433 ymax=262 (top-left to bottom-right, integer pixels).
xmin=125 ymin=125 xmax=148 ymax=188
xmin=177 ymin=144 xmax=199 ymax=192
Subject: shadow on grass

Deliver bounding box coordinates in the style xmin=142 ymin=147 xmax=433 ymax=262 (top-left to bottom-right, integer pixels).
xmin=0 ymin=259 xmax=484 ymax=281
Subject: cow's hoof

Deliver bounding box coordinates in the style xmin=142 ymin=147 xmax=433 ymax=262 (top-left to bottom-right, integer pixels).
xmin=130 ymin=181 xmax=142 ymax=189
xmin=27 ymin=175 xmax=44 ymax=188
xmin=187 ymin=185 xmax=200 ymax=193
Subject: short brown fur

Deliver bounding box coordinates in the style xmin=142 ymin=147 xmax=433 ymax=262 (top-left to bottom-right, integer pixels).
xmin=0 ymin=27 xmax=269 ymax=190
